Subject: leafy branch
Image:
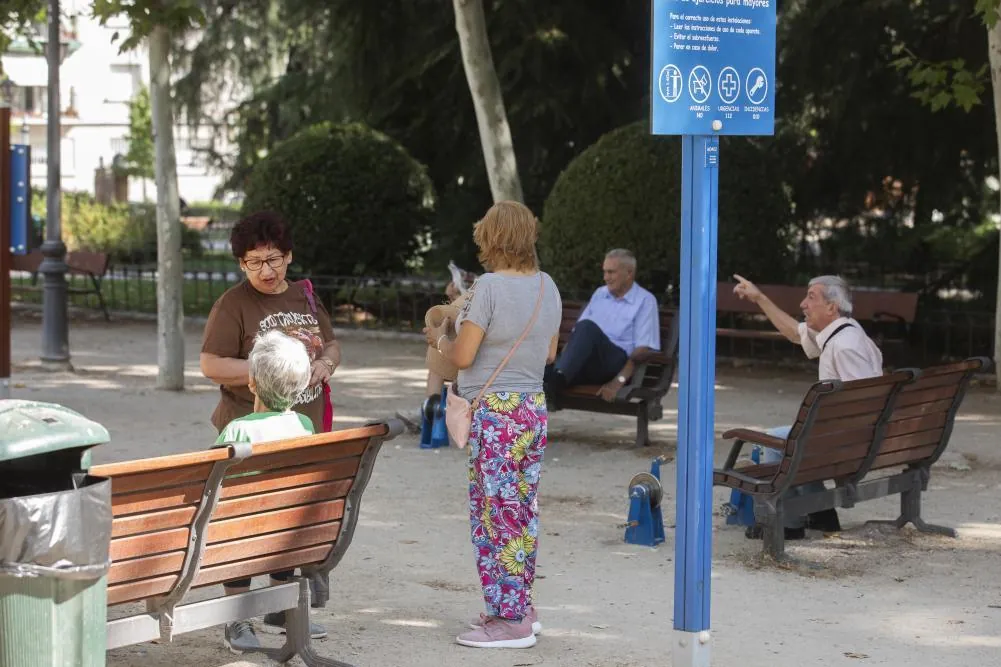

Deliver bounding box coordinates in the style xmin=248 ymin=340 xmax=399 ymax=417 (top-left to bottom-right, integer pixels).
xmin=891 ymin=0 xmax=1000 ymax=113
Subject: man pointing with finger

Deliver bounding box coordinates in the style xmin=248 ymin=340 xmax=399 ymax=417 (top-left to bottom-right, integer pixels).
xmin=730 ymin=273 xmax=884 ymax=538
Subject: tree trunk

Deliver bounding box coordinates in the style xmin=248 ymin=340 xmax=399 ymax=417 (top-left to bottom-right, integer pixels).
xmin=989 ymin=21 xmax=1001 ymax=391
xmin=452 ymin=0 xmax=523 ymax=203
xmin=149 ymin=25 xmax=185 ymax=390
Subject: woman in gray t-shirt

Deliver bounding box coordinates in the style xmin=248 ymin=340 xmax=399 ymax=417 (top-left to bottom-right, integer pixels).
xmin=424 ymin=201 xmax=561 ymax=649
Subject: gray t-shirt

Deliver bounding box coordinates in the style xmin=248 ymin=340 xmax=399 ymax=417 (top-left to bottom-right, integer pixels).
xmin=455 ymin=272 xmax=562 ymax=400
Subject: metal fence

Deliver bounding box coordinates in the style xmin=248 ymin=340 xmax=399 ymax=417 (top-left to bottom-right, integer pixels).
xmin=8 ymin=259 xmax=995 ymax=366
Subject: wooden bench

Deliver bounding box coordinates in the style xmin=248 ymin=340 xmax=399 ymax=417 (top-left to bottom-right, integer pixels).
xmin=10 ymin=249 xmax=111 ymax=321
xmin=547 ymin=302 xmax=680 ymax=447
xmin=715 ymin=281 xmax=919 ymax=365
xmin=90 ymin=420 xmax=401 ymax=666
xmin=713 ymin=357 xmax=989 ymax=558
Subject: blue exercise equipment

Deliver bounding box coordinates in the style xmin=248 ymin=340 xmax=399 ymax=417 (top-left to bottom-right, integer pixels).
xmin=624 ymin=457 xmax=667 ymax=547
xmin=419 ymin=387 xmax=449 ymax=449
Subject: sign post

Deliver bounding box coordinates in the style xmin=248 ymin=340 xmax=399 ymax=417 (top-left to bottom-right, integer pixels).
xmin=651 ymin=1 xmax=776 ymax=664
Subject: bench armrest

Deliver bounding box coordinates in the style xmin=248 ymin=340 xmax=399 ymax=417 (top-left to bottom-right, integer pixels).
xmin=721 ymin=428 xmax=786 ymax=450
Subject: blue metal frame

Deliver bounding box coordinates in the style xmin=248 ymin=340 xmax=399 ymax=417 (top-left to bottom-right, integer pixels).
xmin=673 ymin=134 xmax=719 ymax=632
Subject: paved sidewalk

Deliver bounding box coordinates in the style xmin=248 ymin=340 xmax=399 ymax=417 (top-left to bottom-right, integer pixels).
xmin=8 ymin=315 xmax=1001 ymax=667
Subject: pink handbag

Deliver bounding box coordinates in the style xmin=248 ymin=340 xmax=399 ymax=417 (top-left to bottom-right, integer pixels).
xmin=445 ymin=277 xmax=546 ymax=448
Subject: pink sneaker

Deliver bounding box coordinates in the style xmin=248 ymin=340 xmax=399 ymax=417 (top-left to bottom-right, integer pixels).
xmin=456 ymin=616 xmax=537 ymax=648
xmin=470 ymin=606 xmax=542 ymax=634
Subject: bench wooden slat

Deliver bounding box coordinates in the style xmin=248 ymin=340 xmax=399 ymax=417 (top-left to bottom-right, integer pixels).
xmin=242 ymin=424 xmax=388 ymax=457
xmin=807 ymin=396 xmax=896 ymax=422
xmin=220 ymin=459 xmax=359 ymax=498
xmin=205 ymin=498 xmax=345 ymax=545
xmin=876 ymin=428 xmax=945 ymax=455
xmin=112 ymin=505 xmax=196 ymax=538
xmin=888 ymin=398 xmax=954 ymax=421
xmin=228 ymin=441 xmax=366 ymax=476
xmin=214 ymin=480 xmax=353 ymax=521
xmin=107 ymin=574 xmax=179 ymax=606
xmin=883 ymin=412 xmax=948 ymax=438
xmin=900 ymin=369 xmax=969 ymax=391
xmin=893 ymin=384 xmax=959 ymax=407
xmin=809 ymin=412 xmax=880 ymax=436
xmin=111 ymin=482 xmax=204 ymax=516
xmin=193 ymin=544 xmax=333 ymax=588
xmin=869 ymin=444 xmax=938 ymax=472
xmin=801 ymin=426 xmax=878 ymax=451
xmin=92 ymin=449 xmax=229 ymax=478
xmin=813 ymin=383 xmax=895 ymax=408
xmin=105 ymin=463 xmax=216 ymax=496
xmin=112 ymin=526 xmax=189 ymax=561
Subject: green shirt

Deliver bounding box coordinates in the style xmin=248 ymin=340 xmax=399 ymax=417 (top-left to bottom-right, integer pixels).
xmin=215 ymin=410 xmax=314 ymax=445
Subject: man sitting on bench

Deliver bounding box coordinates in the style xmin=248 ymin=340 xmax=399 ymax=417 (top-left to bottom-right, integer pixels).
xmin=730 ymin=273 xmax=884 ymax=539
xmin=545 ymin=249 xmax=660 ymax=402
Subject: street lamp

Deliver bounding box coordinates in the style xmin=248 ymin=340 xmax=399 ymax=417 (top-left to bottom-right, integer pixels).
xmin=38 ymin=0 xmax=71 ymax=369
xmin=1 ymin=76 xmax=13 ymax=398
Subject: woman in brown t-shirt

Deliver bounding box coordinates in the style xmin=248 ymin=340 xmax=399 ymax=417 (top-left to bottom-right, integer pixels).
xmin=201 ymin=210 xmax=341 ymax=434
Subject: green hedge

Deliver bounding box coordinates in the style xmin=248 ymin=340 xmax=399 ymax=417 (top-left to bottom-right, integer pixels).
xmin=242 ymin=122 xmax=435 ymax=276
xmin=31 ymin=190 xmax=202 ymax=263
xmin=539 ymin=121 xmax=793 ymax=295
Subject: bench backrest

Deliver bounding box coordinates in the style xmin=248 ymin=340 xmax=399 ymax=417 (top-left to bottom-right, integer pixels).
xmin=559 ymin=301 xmax=678 ymax=357
xmin=7 ymin=249 xmax=108 ymax=277
xmin=91 ymin=423 xmax=392 ymax=606
xmin=779 ymin=370 xmax=917 ymax=487
xmin=66 ymin=250 xmax=110 ymax=277
xmin=872 ymin=357 xmax=991 ymax=473
xmin=716 ymin=282 xmax=919 ymax=323
xmin=10 ymin=250 xmax=43 ymax=273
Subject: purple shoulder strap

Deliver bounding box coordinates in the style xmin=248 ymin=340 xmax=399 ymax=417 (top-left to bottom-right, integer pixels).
xmin=300 ymin=279 xmax=317 ymax=314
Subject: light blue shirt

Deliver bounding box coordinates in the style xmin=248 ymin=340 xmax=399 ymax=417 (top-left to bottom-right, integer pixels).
xmin=578 ymin=284 xmax=660 ymax=356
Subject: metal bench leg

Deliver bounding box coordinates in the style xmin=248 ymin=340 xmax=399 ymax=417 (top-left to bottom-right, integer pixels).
xmin=636 ymin=406 xmax=651 ymax=447
xmin=269 ymin=578 xmax=354 ymax=667
xmin=759 ymin=499 xmax=786 ymax=560
xmin=90 ymin=274 xmax=110 ymax=321
xmin=868 ymin=486 xmax=956 ymax=538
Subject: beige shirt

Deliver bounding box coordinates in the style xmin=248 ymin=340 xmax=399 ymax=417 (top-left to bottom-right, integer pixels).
xmin=797 ymin=317 xmax=883 ymax=381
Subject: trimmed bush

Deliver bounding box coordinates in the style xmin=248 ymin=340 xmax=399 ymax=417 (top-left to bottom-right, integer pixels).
xmin=540 ymin=121 xmax=793 ymax=296
xmin=242 ymin=122 xmax=435 ymax=276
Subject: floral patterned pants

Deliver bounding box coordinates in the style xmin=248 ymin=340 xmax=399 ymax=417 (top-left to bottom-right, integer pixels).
xmin=468 ymin=391 xmax=548 ymax=621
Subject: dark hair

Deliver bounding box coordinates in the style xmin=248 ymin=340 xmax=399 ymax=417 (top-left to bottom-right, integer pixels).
xmin=230 ymin=211 xmax=294 ymax=260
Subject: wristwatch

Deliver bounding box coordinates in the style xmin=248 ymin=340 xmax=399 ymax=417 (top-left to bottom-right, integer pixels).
xmin=617 ymin=375 xmax=627 ymax=384
xmin=319 ymin=358 xmax=335 ymax=372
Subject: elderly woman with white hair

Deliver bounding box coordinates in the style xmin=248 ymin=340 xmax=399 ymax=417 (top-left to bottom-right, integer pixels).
xmin=214 ymin=329 xmax=326 ymax=652
xmin=728 ymin=273 xmax=884 ymax=541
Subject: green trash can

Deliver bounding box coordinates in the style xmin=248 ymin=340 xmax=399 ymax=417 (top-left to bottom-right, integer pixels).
xmin=0 ymin=400 xmax=112 ymax=667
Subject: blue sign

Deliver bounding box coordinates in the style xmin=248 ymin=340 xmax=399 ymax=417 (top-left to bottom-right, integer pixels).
xmin=9 ymin=144 xmax=31 ymax=255
xmin=651 ymin=0 xmax=776 ymax=136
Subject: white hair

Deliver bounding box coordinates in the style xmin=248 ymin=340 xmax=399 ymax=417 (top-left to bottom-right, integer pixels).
xmin=248 ymin=330 xmax=311 ymax=412
xmin=809 ymin=275 xmax=853 ymax=317
xmin=605 ymin=248 xmax=637 ymax=272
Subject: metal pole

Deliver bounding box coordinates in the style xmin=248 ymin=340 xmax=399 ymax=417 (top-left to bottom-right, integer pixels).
xmin=39 ymin=0 xmax=71 ymax=369
xmin=0 ymin=102 xmax=11 ymax=398
xmin=673 ymin=133 xmax=719 ymax=667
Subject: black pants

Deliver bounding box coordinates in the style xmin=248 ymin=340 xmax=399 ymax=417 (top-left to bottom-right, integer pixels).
xmin=546 ymin=319 xmax=627 ymax=387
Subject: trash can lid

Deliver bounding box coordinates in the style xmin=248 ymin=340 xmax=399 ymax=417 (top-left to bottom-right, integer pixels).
xmin=0 ymin=400 xmax=110 ymax=463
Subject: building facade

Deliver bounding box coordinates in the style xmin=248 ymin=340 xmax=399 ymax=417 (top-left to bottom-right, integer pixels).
xmin=1 ymin=2 xmax=229 ymax=203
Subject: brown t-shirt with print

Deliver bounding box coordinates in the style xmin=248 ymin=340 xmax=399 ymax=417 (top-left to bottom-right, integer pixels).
xmin=201 ymin=280 xmax=336 ymax=432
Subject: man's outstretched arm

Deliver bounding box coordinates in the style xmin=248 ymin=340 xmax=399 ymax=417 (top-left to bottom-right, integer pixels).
xmin=732 ymin=274 xmax=800 ymax=343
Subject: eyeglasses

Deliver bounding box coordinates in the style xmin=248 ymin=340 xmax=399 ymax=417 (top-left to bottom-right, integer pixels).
xmin=243 ymin=255 xmax=287 ymax=271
